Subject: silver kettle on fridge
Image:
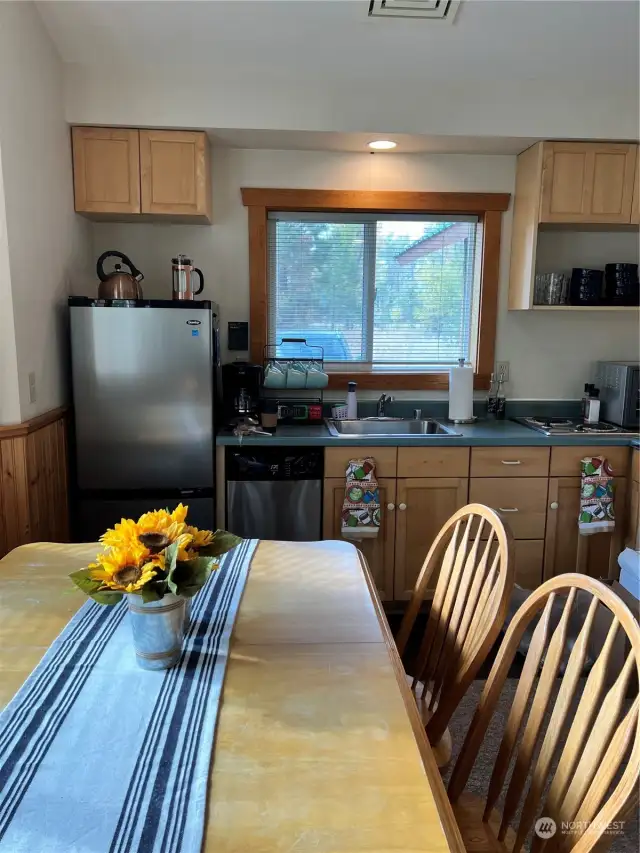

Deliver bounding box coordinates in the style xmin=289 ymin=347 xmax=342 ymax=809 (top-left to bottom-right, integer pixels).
xmin=172 ymin=255 xmax=204 ymax=300
xmin=96 ymin=250 xmax=144 ymax=299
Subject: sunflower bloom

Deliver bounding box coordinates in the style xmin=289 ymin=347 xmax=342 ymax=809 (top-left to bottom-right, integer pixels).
xmin=186 ymin=526 xmax=214 ymax=550
xmin=100 ymin=517 xmax=141 ymax=550
xmin=175 ymin=533 xmax=195 ymax=562
xmin=88 ymin=546 xmax=161 ymax=593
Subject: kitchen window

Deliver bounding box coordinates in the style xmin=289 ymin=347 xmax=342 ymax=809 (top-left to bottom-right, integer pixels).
xmin=242 ymin=189 xmax=510 ymax=390
xmin=268 ymin=212 xmax=479 ymax=369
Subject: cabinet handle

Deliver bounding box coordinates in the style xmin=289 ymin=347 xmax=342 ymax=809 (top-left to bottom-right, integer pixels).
xmin=501 ymin=460 xmax=522 ymax=465
xmin=387 ymin=503 xmax=395 ymax=511
xmin=498 ymin=507 xmax=519 ymax=513
xmin=550 ymin=501 xmax=559 ymax=510
xmin=398 ymin=503 xmax=407 ymax=511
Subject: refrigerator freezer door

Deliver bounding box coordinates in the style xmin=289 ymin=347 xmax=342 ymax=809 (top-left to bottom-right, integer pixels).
xmin=71 ymin=306 xmax=214 ymax=490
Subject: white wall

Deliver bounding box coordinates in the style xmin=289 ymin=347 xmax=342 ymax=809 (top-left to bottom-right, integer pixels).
xmin=0 ymin=148 xmax=20 ymax=423
xmin=63 ymin=64 xmax=640 ymax=143
xmin=88 ymin=148 xmax=640 ymax=400
xmin=0 ymin=2 xmax=91 ymax=423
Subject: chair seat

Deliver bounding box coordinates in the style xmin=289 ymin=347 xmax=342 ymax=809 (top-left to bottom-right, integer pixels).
xmin=405 ymin=674 xmax=453 ymax=768
xmin=451 ymin=791 xmax=515 ymax=853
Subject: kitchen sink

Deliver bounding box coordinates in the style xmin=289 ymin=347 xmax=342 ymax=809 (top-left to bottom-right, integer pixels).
xmin=324 ymin=418 xmax=461 ymax=437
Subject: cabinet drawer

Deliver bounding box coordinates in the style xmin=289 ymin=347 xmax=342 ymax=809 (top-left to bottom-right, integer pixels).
xmin=487 ymin=539 xmax=544 ymax=590
xmin=324 ymin=447 xmax=397 ymax=478
xmin=550 ymin=446 xmax=630 ymax=477
xmin=469 ymin=478 xmax=548 ymax=538
xmin=397 ymin=447 xmax=469 ymax=478
xmin=471 ymin=447 xmax=550 ymax=477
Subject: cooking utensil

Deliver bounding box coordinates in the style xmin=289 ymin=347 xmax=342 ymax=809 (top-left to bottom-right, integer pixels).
xmin=171 ymin=255 xmax=204 ymax=300
xmin=96 ymin=251 xmax=144 ymax=299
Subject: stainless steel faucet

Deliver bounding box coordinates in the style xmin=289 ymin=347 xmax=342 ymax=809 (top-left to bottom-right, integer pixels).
xmin=377 ymin=394 xmax=393 ymax=417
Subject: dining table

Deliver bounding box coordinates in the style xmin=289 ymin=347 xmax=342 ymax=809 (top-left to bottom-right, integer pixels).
xmin=0 ymin=537 xmax=464 ymax=853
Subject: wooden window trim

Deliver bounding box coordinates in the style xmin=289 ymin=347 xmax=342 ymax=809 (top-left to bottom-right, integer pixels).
xmin=242 ymin=188 xmax=510 ymax=391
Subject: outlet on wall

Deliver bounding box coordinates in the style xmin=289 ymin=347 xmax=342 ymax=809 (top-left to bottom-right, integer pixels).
xmin=496 ymin=361 xmax=510 ymax=383
xmin=28 ymin=372 xmax=36 ymax=404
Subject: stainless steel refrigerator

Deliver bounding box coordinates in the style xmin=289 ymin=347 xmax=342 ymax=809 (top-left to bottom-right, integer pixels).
xmin=69 ymin=297 xmax=220 ymax=540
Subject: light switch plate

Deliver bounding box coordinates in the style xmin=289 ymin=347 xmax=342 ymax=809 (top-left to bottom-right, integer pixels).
xmin=28 ymin=371 xmax=36 ymax=403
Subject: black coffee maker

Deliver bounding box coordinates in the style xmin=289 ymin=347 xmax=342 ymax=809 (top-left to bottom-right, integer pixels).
xmin=221 ymin=362 xmax=262 ymax=423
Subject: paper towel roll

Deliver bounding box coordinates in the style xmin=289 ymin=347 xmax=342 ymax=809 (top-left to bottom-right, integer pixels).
xmin=449 ymin=360 xmax=474 ymax=422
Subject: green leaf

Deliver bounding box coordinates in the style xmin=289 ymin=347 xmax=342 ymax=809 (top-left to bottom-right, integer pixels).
xmin=198 ymin=530 xmax=242 ymax=559
xmin=171 ymin=556 xmax=216 ymax=598
xmin=164 ymin=540 xmax=181 ymax=595
xmin=89 ymin=590 xmax=123 ymax=606
xmin=69 ymin=568 xmax=103 ymax=596
xmin=140 ymin=583 xmax=165 ymax=603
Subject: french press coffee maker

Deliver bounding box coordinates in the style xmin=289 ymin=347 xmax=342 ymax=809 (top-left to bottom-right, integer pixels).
xmin=171 ymin=255 xmax=204 ymax=300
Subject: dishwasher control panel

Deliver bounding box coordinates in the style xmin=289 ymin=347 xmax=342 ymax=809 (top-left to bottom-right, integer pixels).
xmin=226 ymin=447 xmax=324 ymax=481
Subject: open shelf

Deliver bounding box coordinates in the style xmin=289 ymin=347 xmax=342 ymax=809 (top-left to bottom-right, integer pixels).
xmin=531 ymin=305 xmax=640 ymax=311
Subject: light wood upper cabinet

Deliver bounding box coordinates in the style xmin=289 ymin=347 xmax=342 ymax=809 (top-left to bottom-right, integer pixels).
xmin=322 ymin=477 xmax=396 ymax=601
xmin=508 ymin=140 xmax=639 ymax=310
xmin=632 ymin=155 xmax=640 ymax=225
xmin=540 ymin=142 xmax=637 ymax=224
xmin=139 ymin=130 xmax=211 ymax=221
xmin=72 ymin=127 xmax=141 ymax=215
xmin=393 ymin=477 xmax=468 ymax=600
xmin=71 ymin=127 xmax=211 ymax=223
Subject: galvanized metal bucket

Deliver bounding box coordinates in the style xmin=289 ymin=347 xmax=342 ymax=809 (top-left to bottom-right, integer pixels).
xmin=183 ymin=597 xmax=192 ymax=632
xmin=127 ymin=593 xmax=185 ymax=670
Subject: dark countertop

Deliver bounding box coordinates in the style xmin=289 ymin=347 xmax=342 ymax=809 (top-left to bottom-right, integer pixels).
xmin=216 ymin=420 xmax=639 ymax=448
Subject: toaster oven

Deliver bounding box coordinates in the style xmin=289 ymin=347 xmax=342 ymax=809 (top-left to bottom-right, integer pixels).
xmin=594 ymin=361 xmax=639 ymax=429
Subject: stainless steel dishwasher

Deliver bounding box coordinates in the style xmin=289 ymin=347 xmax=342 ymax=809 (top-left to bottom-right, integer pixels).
xmin=226 ymin=447 xmax=323 ymax=540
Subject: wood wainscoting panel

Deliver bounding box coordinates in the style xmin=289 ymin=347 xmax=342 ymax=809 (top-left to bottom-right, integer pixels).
xmin=0 ymin=411 xmax=68 ymax=557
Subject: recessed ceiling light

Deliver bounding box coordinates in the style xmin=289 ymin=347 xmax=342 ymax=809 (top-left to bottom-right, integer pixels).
xmin=368 ymin=140 xmax=397 ymax=150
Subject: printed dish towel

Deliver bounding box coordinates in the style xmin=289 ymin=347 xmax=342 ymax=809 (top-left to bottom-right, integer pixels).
xmin=341 ymin=457 xmax=381 ymax=540
xmin=579 ymin=456 xmax=615 ymax=535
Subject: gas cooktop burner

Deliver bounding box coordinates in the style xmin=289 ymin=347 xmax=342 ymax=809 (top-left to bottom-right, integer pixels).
xmin=515 ymin=416 xmax=638 ymax=437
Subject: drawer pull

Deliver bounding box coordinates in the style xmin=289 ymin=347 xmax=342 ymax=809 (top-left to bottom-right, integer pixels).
xmin=398 ymin=503 xmax=407 ymax=511
xmin=498 ymin=507 xmax=519 ymax=513
xmin=387 ymin=503 xmax=395 ymax=511
xmin=550 ymin=501 xmax=559 ymax=510
xmin=501 ymin=460 xmax=522 ymax=465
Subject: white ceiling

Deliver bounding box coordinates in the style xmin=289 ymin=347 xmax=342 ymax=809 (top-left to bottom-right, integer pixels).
xmin=206 ymin=129 xmax=539 ymax=154
xmin=38 ymin=0 xmax=638 ymax=88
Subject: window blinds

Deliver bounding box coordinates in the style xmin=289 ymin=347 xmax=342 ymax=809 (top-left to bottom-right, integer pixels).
xmin=267 ymin=212 xmax=479 ymax=367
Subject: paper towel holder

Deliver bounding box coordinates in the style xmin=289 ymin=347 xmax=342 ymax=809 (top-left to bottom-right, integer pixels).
xmin=447 ymin=358 xmax=477 ymax=424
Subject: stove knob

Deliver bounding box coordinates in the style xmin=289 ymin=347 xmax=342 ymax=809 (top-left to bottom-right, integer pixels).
xmin=550 ymin=501 xmax=559 ymax=510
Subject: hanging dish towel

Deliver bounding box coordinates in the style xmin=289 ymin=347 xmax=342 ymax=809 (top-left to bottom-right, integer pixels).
xmin=579 ymin=456 xmax=615 ymax=535
xmin=341 ymin=457 xmax=380 ymax=540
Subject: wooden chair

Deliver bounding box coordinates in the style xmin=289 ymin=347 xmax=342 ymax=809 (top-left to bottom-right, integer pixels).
xmin=448 ymin=574 xmax=640 ymax=853
xmin=395 ymin=503 xmax=515 ymax=767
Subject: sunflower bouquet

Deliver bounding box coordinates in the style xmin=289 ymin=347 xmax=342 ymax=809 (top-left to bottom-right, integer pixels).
xmin=70 ymin=504 xmax=242 ymax=605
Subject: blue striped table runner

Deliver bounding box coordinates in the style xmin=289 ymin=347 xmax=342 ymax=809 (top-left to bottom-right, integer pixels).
xmin=0 ymin=538 xmax=258 ymax=853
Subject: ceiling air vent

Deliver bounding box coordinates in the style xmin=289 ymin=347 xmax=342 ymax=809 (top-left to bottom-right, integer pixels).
xmin=369 ymin=0 xmax=461 ymax=22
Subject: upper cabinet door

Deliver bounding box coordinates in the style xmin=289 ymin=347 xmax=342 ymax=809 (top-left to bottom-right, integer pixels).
xmin=632 ymin=151 xmax=640 ymax=225
xmin=72 ymin=127 xmax=140 ymax=215
xmin=139 ymin=130 xmax=211 ymax=222
xmin=540 ymin=142 xmax=636 ymax=224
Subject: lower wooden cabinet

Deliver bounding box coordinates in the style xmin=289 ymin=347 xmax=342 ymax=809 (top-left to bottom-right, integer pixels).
xmin=322 ymin=444 xmax=631 ymax=603
xmin=393 ymin=478 xmax=469 ymax=600
xmin=322 ymin=477 xmax=396 ymax=601
xmin=487 ymin=539 xmax=544 ymax=590
xmin=627 ymin=449 xmax=640 ymax=550
xmin=544 ymin=477 xmax=627 ymax=581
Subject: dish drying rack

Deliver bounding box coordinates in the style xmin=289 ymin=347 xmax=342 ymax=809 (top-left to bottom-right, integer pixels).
xmin=262 ymin=339 xmax=327 ymax=422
